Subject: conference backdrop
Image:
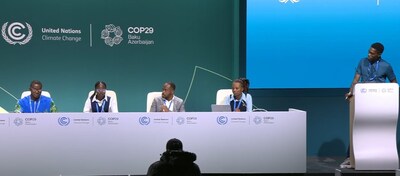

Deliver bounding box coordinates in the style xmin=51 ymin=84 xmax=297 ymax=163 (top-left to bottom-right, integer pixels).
xmin=0 ymin=0 xmax=240 ymax=112
xmin=247 ymin=0 xmax=400 ymax=88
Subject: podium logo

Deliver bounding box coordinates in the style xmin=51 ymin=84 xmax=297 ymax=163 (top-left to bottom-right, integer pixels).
xmin=360 ymin=88 xmax=367 ymax=93
xmin=217 ymin=116 xmax=228 ymax=125
xmin=2 ymin=22 xmax=33 ymax=45
xmin=14 ymin=117 xmax=24 ymax=126
xmin=139 ymin=116 xmax=150 ymax=125
xmin=58 ymin=117 xmax=70 ymax=126
xmin=101 ymin=24 xmax=123 ymax=47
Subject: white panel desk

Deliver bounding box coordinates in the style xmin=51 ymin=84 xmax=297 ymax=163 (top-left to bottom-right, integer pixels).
xmin=0 ymin=109 xmax=306 ymax=175
xmin=352 ymin=83 xmax=399 ymax=170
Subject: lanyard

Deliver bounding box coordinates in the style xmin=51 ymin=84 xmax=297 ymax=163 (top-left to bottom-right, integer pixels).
xmin=29 ymin=99 xmax=41 ymax=113
xmin=233 ymin=97 xmax=242 ymax=110
xmin=95 ymin=100 xmax=106 ymax=112
xmin=163 ymin=99 xmax=173 ymax=111
xmin=368 ymin=60 xmax=379 ymax=81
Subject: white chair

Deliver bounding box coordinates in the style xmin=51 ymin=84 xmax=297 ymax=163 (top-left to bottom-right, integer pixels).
xmin=21 ymin=91 xmax=51 ymax=98
xmin=147 ymin=92 xmax=161 ymax=112
xmin=216 ymin=89 xmax=232 ymax=105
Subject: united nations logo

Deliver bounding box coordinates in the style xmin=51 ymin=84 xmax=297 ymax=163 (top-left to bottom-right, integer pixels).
xmin=217 ymin=116 xmax=228 ymax=125
xmin=361 ymin=88 xmax=367 ymax=93
xmin=2 ymin=22 xmax=33 ymax=45
xmin=14 ymin=117 xmax=24 ymax=126
xmin=139 ymin=116 xmax=151 ymax=125
xmin=101 ymin=24 xmax=123 ymax=47
xmin=279 ymin=0 xmax=300 ymax=3
xmin=253 ymin=116 xmax=262 ymax=125
xmin=97 ymin=117 xmax=107 ymax=125
xmin=176 ymin=117 xmax=185 ymax=125
xmin=58 ymin=117 xmax=70 ymax=126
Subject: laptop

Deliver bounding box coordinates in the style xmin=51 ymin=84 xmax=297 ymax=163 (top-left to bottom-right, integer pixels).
xmin=211 ymin=104 xmax=231 ymax=112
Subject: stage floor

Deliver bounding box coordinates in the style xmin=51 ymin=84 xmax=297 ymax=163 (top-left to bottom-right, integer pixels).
xmin=199 ymin=156 xmax=396 ymax=176
xmin=93 ymin=156 xmax=397 ymax=176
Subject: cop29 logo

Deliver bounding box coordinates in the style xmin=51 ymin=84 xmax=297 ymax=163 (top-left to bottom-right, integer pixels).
xmin=101 ymin=24 xmax=123 ymax=47
xmin=2 ymin=22 xmax=33 ymax=45
xmin=14 ymin=117 xmax=24 ymax=126
xmin=253 ymin=116 xmax=262 ymax=125
xmin=97 ymin=117 xmax=107 ymax=126
xmin=176 ymin=117 xmax=185 ymax=125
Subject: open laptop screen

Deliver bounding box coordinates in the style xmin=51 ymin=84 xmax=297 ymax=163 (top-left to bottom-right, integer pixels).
xmin=211 ymin=104 xmax=231 ymax=112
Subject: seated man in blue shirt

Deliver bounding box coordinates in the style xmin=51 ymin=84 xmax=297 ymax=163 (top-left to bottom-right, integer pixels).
xmin=15 ymin=80 xmax=57 ymax=113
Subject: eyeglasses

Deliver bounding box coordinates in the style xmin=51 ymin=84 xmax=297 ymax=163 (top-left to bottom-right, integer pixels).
xmin=96 ymin=89 xmax=106 ymax=93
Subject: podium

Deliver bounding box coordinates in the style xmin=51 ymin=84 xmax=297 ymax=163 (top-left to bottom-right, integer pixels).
xmin=350 ymin=83 xmax=399 ymax=170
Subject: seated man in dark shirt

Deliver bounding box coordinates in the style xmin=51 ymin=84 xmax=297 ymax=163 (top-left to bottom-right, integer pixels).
xmin=147 ymin=138 xmax=201 ymax=176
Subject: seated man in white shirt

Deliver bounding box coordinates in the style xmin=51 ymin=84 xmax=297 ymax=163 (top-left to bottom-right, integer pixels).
xmin=150 ymin=82 xmax=185 ymax=112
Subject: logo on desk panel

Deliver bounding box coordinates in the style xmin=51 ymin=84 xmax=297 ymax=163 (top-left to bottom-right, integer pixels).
xmin=176 ymin=117 xmax=185 ymax=125
xmin=97 ymin=117 xmax=107 ymax=126
xmin=101 ymin=24 xmax=123 ymax=47
xmin=58 ymin=117 xmax=70 ymax=126
xmin=0 ymin=118 xmax=7 ymax=126
xmin=253 ymin=116 xmax=262 ymax=125
xmin=2 ymin=22 xmax=33 ymax=45
xmin=217 ymin=116 xmax=228 ymax=125
xmin=139 ymin=116 xmax=151 ymax=125
xmin=13 ymin=117 xmax=24 ymax=126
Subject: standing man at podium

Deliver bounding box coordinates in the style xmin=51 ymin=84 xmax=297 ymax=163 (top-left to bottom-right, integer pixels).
xmin=345 ymin=42 xmax=397 ymax=100
xmin=341 ymin=42 xmax=397 ymax=168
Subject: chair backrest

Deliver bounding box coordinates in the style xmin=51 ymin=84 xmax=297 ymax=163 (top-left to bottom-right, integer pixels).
xmin=21 ymin=91 xmax=51 ymax=98
xmin=87 ymin=90 xmax=117 ymax=103
xmin=147 ymin=92 xmax=161 ymax=112
xmin=0 ymin=106 xmax=8 ymax=113
xmin=216 ymin=89 xmax=232 ymax=105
